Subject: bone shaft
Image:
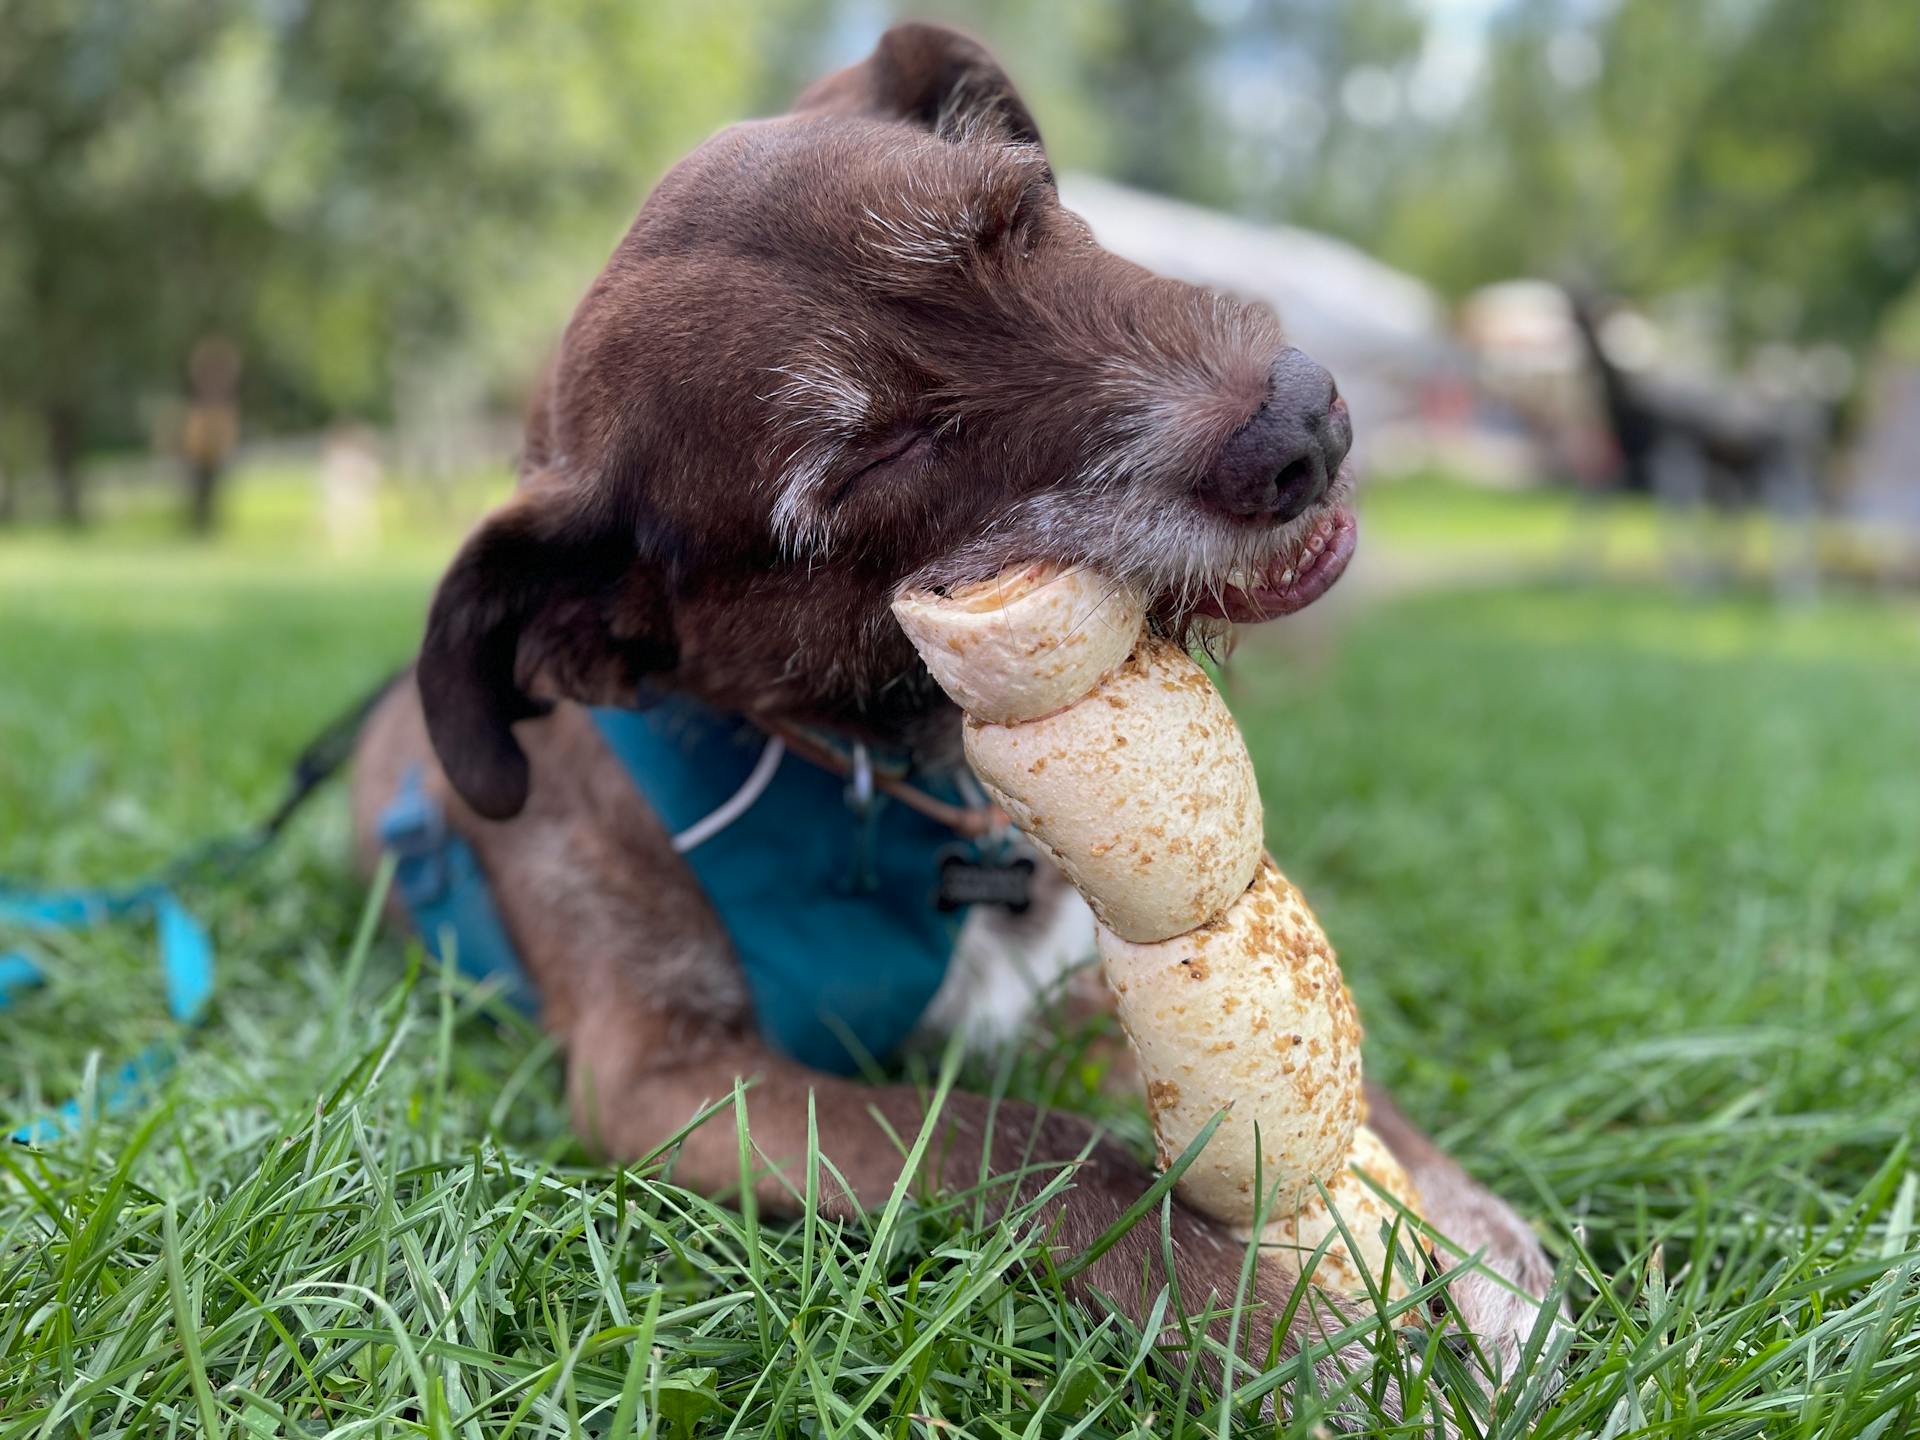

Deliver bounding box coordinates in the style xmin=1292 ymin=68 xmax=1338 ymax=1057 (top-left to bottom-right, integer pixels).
xmin=892 ymin=568 xmax=1417 ymax=1297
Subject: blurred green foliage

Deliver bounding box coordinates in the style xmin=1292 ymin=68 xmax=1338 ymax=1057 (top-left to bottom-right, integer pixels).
xmin=1353 ymin=0 xmax=1920 ymax=351
xmin=0 ymin=0 xmax=818 ymax=514
xmin=1 ymin=0 xmax=1914 ymax=519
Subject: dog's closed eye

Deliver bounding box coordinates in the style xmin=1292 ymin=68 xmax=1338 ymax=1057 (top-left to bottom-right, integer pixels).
xmin=826 ymin=428 xmax=937 ymax=510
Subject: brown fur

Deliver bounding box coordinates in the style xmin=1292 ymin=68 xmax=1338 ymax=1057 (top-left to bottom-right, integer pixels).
xmin=351 ymin=22 xmax=1555 ymax=1411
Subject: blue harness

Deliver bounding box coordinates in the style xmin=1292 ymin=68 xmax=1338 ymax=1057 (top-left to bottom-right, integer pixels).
xmin=380 ymin=697 xmax=988 ymax=1073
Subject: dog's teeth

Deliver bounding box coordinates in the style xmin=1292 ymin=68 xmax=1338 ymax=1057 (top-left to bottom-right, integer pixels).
xmin=1307 ymin=533 xmax=1325 ymax=554
xmin=1279 ymin=568 xmax=1295 ymax=587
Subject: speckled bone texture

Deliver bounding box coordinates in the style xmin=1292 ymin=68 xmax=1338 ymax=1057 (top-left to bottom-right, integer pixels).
xmin=891 ymin=563 xmax=1422 ymax=1301
xmin=1096 ymin=856 xmax=1363 ymax=1222
xmin=962 ymin=637 xmax=1264 ymax=943
xmin=1256 ymin=1122 xmax=1422 ymax=1308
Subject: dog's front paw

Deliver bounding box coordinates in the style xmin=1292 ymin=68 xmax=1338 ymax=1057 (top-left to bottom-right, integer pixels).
xmin=1418 ymin=1169 xmax=1570 ymax=1396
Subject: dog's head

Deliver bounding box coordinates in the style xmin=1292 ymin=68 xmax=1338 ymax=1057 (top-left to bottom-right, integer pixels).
xmin=421 ymin=23 xmax=1356 ymax=820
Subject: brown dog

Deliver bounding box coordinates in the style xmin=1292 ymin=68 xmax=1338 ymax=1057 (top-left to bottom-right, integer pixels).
xmin=351 ymin=22 xmax=1554 ymax=1398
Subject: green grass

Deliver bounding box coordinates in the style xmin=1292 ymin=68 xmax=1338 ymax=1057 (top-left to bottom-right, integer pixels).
xmin=4 ymin=471 xmax=1920 ymax=1436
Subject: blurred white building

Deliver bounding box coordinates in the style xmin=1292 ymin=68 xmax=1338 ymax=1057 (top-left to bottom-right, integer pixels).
xmin=1848 ymin=365 xmax=1920 ymax=533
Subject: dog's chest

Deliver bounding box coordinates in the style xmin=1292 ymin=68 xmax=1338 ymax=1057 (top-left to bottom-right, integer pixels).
xmin=593 ymin=697 xmax=1052 ymax=1071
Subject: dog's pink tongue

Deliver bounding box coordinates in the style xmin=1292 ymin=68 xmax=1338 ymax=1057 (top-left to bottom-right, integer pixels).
xmin=1198 ymin=507 xmax=1358 ymax=624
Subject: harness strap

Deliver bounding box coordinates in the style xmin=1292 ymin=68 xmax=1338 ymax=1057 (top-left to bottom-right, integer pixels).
xmin=378 ymin=728 xmax=804 ymax=1017
xmin=373 ymin=706 xmax=1000 ymax=1055
xmin=770 ymin=724 xmax=1007 ymax=839
xmin=379 ymin=767 xmax=537 ymax=1013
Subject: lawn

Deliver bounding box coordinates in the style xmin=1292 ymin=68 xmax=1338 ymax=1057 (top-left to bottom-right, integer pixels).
xmin=4 ymin=472 xmax=1919 ymax=1436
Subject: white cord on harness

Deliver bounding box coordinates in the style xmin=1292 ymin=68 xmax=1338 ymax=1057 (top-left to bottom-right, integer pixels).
xmin=849 ymin=743 xmax=874 ymax=810
xmin=671 ymin=736 xmax=786 ymax=854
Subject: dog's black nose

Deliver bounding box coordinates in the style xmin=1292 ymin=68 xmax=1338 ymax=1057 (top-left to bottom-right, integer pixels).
xmin=1200 ymin=349 xmax=1352 ymax=524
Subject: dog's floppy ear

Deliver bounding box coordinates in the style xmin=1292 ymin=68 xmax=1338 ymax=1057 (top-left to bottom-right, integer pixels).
xmin=417 ymin=474 xmax=677 ymax=821
xmin=795 ymin=22 xmax=1044 ymax=149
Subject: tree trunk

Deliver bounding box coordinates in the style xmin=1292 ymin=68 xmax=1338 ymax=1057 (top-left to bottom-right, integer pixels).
xmin=47 ymin=403 xmax=84 ymax=528
xmin=186 ymin=459 xmax=222 ymax=534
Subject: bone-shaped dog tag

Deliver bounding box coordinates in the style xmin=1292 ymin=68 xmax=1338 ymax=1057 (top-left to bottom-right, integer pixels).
xmin=935 ymin=845 xmax=1035 ymax=913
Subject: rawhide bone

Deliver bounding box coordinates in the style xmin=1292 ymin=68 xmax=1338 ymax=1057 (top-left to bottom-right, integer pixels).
xmin=893 ymin=563 xmax=1424 ymax=1304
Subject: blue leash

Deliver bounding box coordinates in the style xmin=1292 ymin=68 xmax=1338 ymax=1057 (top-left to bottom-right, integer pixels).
xmin=1 ymin=672 xmax=399 ymax=1146
xmin=0 ymin=882 xmax=213 ymax=1143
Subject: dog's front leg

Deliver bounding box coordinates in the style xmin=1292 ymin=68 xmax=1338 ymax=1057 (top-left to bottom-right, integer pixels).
xmin=568 ymin=1020 xmax=1148 ymax=1225
xmin=570 ymin=1016 xmax=1394 ymax=1393
xmin=1363 ymin=1081 xmax=1564 ymax=1372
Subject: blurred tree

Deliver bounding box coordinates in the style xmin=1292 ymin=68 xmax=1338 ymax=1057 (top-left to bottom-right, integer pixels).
xmin=896 ymin=0 xmax=1914 ymax=371
xmin=0 ymin=0 xmax=777 ymax=528
xmin=1644 ymin=0 xmax=1920 ymax=350
xmin=1066 ymin=0 xmax=1222 ymax=200
xmin=4 ymin=0 xmax=1912 ymax=528
xmin=0 ymin=0 xmax=262 ymax=525
xmin=1330 ymin=0 xmax=1920 ymax=359
xmin=1218 ymin=0 xmax=1430 ymax=232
